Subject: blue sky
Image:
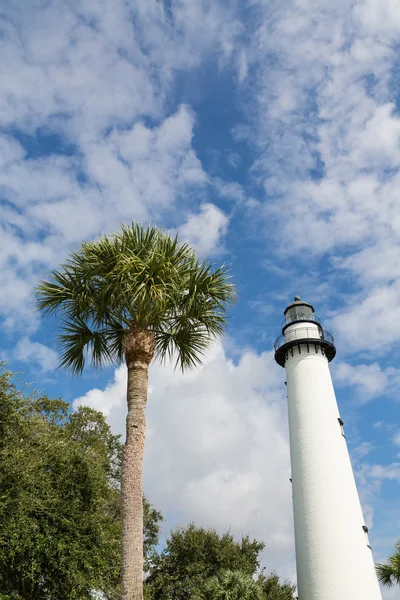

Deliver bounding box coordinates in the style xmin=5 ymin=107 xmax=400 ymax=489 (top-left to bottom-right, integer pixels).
xmin=1 ymin=0 xmax=400 ymax=595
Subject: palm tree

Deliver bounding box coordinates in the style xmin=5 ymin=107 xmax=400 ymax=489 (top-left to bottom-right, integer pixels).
xmin=376 ymin=540 xmax=400 ymax=588
xmin=36 ymin=224 xmax=235 ymax=600
xmin=195 ymin=569 xmax=264 ymax=600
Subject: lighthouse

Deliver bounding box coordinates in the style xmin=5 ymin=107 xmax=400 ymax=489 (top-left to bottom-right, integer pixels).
xmin=274 ymin=297 xmax=382 ymax=600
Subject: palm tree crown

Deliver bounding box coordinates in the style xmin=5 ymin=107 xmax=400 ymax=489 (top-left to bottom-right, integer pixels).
xmin=376 ymin=540 xmax=400 ymax=588
xmin=36 ymin=224 xmax=235 ymax=372
xmin=196 ymin=569 xmax=263 ymax=600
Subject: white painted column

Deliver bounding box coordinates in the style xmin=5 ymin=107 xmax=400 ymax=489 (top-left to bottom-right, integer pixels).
xmin=284 ymin=322 xmax=382 ymax=600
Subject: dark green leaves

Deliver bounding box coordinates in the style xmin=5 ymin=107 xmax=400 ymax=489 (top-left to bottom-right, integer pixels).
xmin=144 ymin=523 xmax=264 ymax=600
xmin=194 ymin=570 xmax=264 ymax=600
xmin=36 ymin=224 xmax=236 ymax=374
xmin=154 ymin=319 xmax=212 ymax=370
xmin=58 ymin=318 xmax=114 ymax=374
xmin=0 ymin=372 xmax=121 ymax=599
xmin=256 ymin=572 xmax=296 ymax=600
xmin=376 ymin=540 xmax=400 ymax=588
xmin=0 ymin=369 xmax=163 ymax=600
xmin=144 ymin=524 xmax=295 ymax=600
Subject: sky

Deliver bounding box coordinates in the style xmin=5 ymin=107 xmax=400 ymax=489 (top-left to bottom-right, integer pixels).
xmin=1 ymin=0 xmax=400 ymax=596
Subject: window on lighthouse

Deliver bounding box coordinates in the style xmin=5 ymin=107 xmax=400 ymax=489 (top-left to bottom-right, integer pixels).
xmin=338 ymin=417 xmax=345 ymax=437
xmin=362 ymin=525 xmax=372 ymax=550
xmin=286 ymin=305 xmax=313 ymax=322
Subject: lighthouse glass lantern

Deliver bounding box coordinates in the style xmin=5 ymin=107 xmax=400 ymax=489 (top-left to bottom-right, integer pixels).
xmin=284 ymin=296 xmax=314 ymax=323
xmin=274 ymin=297 xmax=382 ymax=600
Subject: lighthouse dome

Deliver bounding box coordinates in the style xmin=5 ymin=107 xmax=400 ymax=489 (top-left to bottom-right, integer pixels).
xmin=283 ymin=296 xmax=315 ymax=323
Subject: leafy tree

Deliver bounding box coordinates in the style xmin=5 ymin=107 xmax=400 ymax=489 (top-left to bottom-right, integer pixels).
xmin=145 ymin=524 xmax=294 ymax=600
xmin=195 ymin=569 xmax=263 ymax=600
xmin=0 ymin=367 xmax=162 ymax=600
xmin=145 ymin=523 xmax=289 ymax=600
xmin=256 ymin=572 xmax=296 ymax=600
xmin=376 ymin=540 xmax=400 ymax=588
xmin=36 ymin=224 xmax=235 ymax=600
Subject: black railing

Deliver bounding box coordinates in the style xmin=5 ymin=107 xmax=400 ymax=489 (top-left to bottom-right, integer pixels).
xmin=281 ymin=314 xmax=321 ymax=330
xmin=274 ymin=327 xmax=335 ymax=352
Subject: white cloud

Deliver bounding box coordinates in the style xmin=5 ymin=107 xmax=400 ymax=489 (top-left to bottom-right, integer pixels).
xmin=355 ymin=458 xmax=400 ymax=536
xmin=72 ymin=364 xmax=127 ymax=420
xmin=0 ymin=0 xmax=242 ymax=137
xmin=353 ymin=442 xmax=375 ymax=459
xmin=331 ymin=282 xmax=400 ymax=353
xmin=178 ymin=203 xmax=230 ymax=256
xmin=354 ymin=458 xmax=400 ymax=537
xmin=73 ymin=342 xmax=295 ymax=574
xmin=0 ymin=1 xmax=240 ymax=332
xmin=360 ymin=463 xmax=400 ymax=485
xmin=338 ymin=241 xmax=400 ymax=287
xmin=0 ymin=134 xmax=26 ymax=166
xmin=333 ymin=362 xmax=400 ymax=401
xmin=242 ymin=0 xmax=400 ymax=352
xmin=354 ymin=0 xmax=400 ymax=39
xmin=0 ymin=104 xmax=209 ymax=330
xmin=13 ymin=336 xmax=58 ymax=372
xmin=0 ymin=1 xmax=158 ymax=135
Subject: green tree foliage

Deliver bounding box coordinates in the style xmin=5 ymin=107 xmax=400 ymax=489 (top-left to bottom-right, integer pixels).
xmin=144 ymin=524 xmax=293 ymax=600
xmin=195 ymin=569 xmax=263 ymax=600
xmin=376 ymin=540 xmax=400 ymax=588
xmin=256 ymin=572 xmax=296 ymax=599
xmin=0 ymin=368 xmax=162 ymax=600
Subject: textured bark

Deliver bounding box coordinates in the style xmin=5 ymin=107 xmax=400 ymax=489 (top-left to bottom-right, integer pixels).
xmin=121 ymin=327 xmax=155 ymax=600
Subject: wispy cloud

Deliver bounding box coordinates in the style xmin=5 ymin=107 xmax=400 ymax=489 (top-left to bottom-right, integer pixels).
xmin=13 ymin=337 xmax=58 ymax=372
xmin=334 ymin=362 xmax=400 ymax=402
xmin=0 ymin=1 xmax=241 ymax=331
xmin=178 ymin=203 xmax=229 ymax=256
xmin=239 ymin=0 xmax=400 ymax=353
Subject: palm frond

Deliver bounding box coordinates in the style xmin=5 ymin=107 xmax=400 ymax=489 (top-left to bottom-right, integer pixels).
xmin=80 ymin=236 xmax=122 ymax=277
xmin=119 ymin=222 xmax=159 ymax=257
xmin=376 ymin=541 xmax=400 ymax=588
xmin=176 ymin=262 xmax=236 ymax=323
xmin=151 ymin=258 xmax=235 ymax=368
xmin=195 ymin=570 xmax=263 ymax=600
xmin=105 ymin=319 xmax=127 ymax=364
xmin=36 ymin=223 xmax=235 ymax=374
xmin=154 ymin=319 xmax=211 ymax=371
xmin=58 ymin=318 xmax=114 ymax=374
xmin=376 ymin=563 xmax=396 ymax=587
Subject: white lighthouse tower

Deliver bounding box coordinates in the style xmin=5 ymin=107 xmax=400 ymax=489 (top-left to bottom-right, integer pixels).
xmin=274 ymin=297 xmax=382 ymax=600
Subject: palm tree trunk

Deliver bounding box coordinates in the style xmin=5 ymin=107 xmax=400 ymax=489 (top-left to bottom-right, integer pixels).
xmin=121 ymin=328 xmax=154 ymax=600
